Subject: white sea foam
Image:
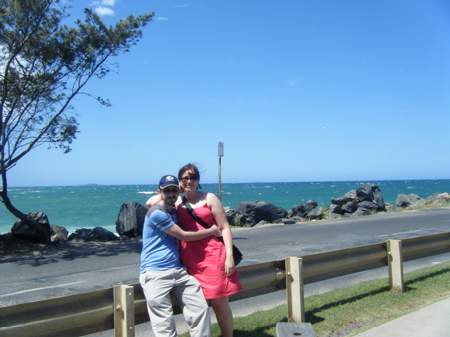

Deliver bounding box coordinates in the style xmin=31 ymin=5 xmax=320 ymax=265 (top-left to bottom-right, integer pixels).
xmin=2 ymin=180 xmax=449 ymax=234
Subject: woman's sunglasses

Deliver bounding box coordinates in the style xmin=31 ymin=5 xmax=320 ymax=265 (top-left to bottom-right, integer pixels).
xmin=180 ymin=176 xmax=198 ymax=182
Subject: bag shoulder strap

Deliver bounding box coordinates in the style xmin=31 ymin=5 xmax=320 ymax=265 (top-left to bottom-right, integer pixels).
xmin=182 ymin=196 xmax=226 ymax=244
xmin=182 ymin=196 xmax=211 ymax=229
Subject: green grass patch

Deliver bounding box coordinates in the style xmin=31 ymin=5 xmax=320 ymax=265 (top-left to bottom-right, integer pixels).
xmin=182 ymin=261 xmax=450 ymax=337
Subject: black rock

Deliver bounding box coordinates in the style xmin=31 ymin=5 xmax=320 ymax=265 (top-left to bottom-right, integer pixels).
xmin=115 ymin=202 xmax=148 ymax=237
xmin=11 ymin=212 xmax=52 ymax=244
xmin=341 ymin=201 xmax=358 ymax=214
xmin=235 ymin=201 xmax=288 ymax=227
xmin=225 ymin=208 xmax=250 ymax=227
xmin=289 ymin=200 xmax=318 ymax=218
xmin=395 ymin=194 xmax=422 ymax=208
xmin=50 ymin=224 xmax=68 ymax=243
xmin=331 ymin=190 xmax=357 ymax=206
xmin=356 ymin=184 xmax=386 ymax=211
xmin=425 ymin=193 xmax=450 ymax=206
xmin=68 ymin=227 xmax=119 ymax=243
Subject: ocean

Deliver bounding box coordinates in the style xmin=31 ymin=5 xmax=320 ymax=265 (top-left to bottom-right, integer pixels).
xmin=1 ymin=179 xmax=449 ymax=235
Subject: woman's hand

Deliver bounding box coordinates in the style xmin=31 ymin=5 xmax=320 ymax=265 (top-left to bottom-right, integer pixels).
xmin=224 ymin=255 xmax=236 ymax=276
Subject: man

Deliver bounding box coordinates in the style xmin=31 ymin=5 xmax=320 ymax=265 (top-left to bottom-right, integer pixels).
xmin=140 ymin=175 xmax=222 ymax=337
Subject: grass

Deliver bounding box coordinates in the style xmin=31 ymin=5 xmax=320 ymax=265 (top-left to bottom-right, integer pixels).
xmin=403 ymin=200 xmax=450 ymax=211
xmin=182 ymin=261 xmax=450 ymax=337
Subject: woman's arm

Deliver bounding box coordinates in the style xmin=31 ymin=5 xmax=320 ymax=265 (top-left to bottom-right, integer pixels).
xmin=146 ymin=194 xmax=161 ymax=207
xmin=207 ymin=192 xmax=235 ymax=276
xmin=146 ymin=195 xmax=182 ymax=208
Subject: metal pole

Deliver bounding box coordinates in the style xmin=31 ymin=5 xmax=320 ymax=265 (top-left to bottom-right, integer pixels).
xmin=218 ymin=156 xmax=222 ymax=202
xmin=218 ymin=141 xmax=224 ymax=202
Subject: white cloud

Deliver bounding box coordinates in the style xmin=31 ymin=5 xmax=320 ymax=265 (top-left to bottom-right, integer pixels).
xmin=91 ymin=0 xmax=116 ymax=16
xmin=94 ymin=6 xmax=115 ymax=16
xmin=91 ymin=0 xmax=115 ymax=5
xmin=156 ymin=17 xmax=169 ymax=21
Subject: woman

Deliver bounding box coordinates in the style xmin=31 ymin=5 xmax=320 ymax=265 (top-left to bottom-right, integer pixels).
xmin=147 ymin=163 xmax=241 ymax=337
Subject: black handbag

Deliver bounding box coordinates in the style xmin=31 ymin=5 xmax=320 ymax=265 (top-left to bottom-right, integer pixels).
xmin=182 ymin=196 xmax=243 ymax=266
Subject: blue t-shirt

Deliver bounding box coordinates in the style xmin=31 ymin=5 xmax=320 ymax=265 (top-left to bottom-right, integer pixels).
xmin=140 ymin=203 xmax=183 ymax=273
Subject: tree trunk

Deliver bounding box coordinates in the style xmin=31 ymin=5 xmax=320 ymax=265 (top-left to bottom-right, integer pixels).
xmin=1 ymin=172 xmax=26 ymax=220
xmin=1 ymin=172 xmax=51 ymax=244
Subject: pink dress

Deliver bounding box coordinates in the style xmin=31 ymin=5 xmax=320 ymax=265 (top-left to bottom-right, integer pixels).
xmin=177 ymin=203 xmax=242 ymax=299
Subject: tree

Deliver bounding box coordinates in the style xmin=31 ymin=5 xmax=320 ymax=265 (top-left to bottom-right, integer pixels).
xmin=0 ymin=0 xmax=154 ymax=241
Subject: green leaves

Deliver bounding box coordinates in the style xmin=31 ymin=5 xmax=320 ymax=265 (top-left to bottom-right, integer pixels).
xmin=0 ymin=0 xmax=154 ymax=217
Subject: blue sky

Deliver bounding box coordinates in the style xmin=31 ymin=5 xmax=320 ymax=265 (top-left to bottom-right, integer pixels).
xmin=8 ymin=0 xmax=450 ymax=186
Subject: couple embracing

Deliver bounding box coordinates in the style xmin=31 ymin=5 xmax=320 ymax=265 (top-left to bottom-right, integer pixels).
xmin=140 ymin=163 xmax=242 ymax=337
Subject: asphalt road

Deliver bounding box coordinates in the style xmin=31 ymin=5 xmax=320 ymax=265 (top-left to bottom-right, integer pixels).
xmin=1 ymin=207 xmax=450 ymax=311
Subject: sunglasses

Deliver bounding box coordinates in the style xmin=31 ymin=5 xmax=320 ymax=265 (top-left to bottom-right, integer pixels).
xmin=180 ymin=176 xmax=199 ymax=182
xmin=162 ymin=188 xmax=179 ymax=194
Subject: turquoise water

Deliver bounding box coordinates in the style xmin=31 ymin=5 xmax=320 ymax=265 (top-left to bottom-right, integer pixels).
xmin=1 ymin=179 xmax=449 ymax=234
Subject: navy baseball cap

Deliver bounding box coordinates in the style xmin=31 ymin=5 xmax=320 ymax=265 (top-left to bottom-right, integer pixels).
xmin=159 ymin=175 xmax=179 ymax=189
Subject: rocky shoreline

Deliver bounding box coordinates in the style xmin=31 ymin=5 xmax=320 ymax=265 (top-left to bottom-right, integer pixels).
xmin=1 ymin=183 xmax=449 ymax=248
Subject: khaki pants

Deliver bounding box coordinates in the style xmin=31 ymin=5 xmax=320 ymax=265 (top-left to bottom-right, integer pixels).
xmin=140 ymin=268 xmax=212 ymax=337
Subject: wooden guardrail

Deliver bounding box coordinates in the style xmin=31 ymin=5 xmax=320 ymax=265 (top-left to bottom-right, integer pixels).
xmin=0 ymin=232 xmax=449 ymax=337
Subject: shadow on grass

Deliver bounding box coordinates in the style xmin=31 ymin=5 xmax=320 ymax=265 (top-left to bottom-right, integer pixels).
xmin=305 ymin=267 xmax=450 ymax=324
xmin=0 ymin=236 xmax=142 ymax=266
xmin=405 ymin=268 xmax=450 ymax=286
xmin=305 ymin=285 xmax=391 ymax=324
xmin=233 ymin=328 xmax=276 ymax=337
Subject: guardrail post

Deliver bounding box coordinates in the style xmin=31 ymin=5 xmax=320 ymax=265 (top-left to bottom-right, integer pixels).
xmin=387 ymin=240 xmax=404 ymax=293
xmin=286 ymin=257 xmax=305 ymax=323
xmin=114 ymin=285 xmax=135 ymax=337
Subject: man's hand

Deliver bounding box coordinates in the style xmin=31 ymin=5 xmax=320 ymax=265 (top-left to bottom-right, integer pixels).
xmin=210 ymin=224 xmax=222 ymax=237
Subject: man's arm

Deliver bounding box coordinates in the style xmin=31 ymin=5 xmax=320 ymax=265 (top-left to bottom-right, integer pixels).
xmin=164 ymin=223 xmax=222 ymax=242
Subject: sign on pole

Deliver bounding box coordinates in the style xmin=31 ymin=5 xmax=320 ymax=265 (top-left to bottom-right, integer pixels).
xmin=218 ymin=141 xmax=224 ymax=157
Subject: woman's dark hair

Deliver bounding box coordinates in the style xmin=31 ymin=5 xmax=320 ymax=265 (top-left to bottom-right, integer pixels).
xmin=178 ymin=163 xmax=202 ymax=189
